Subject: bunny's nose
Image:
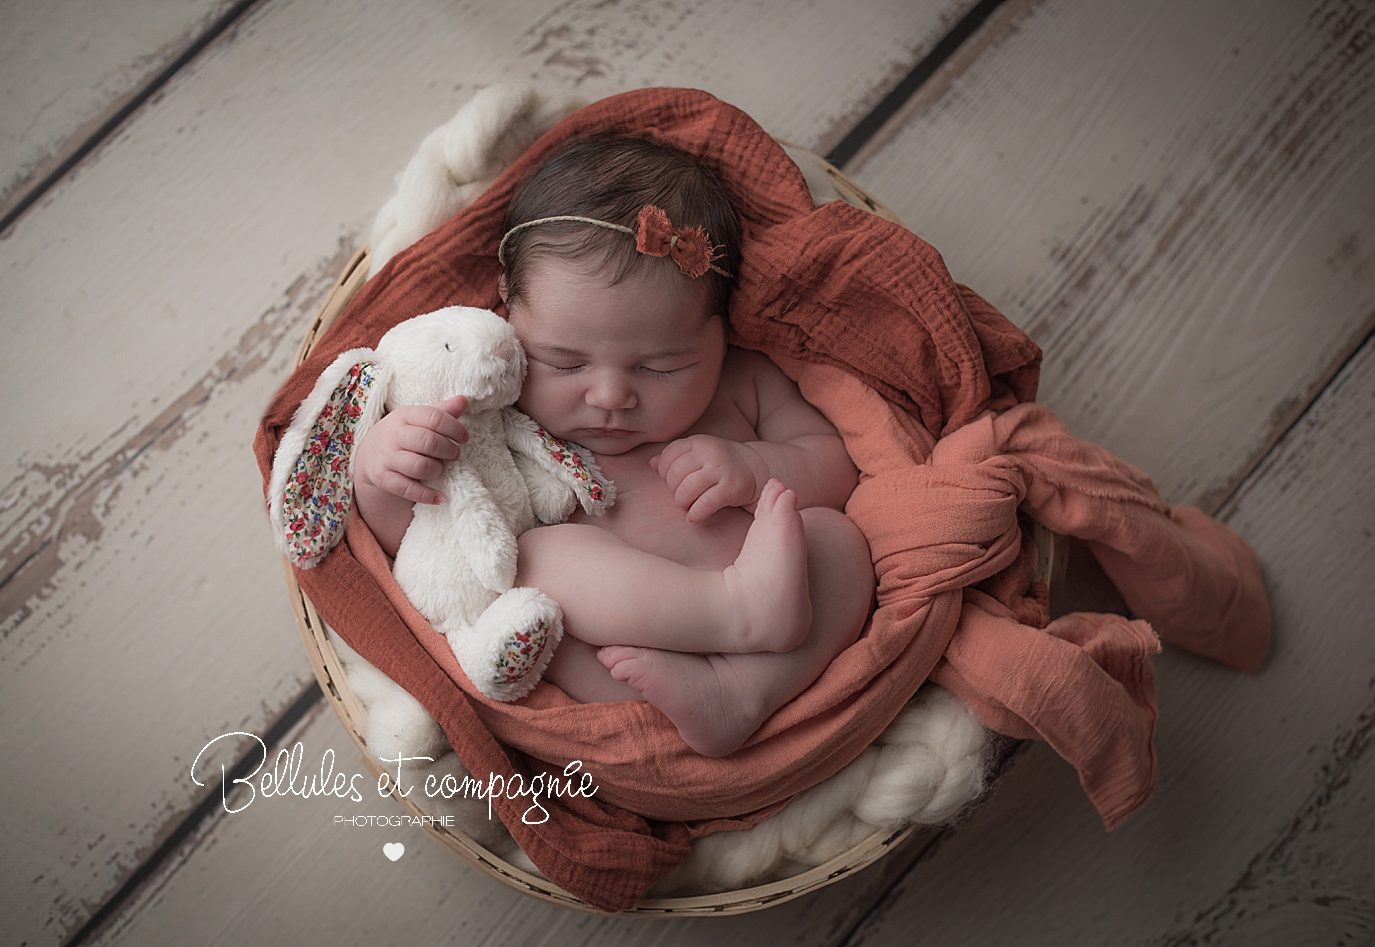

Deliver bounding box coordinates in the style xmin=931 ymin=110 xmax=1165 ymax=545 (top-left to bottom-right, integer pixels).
xmin=493 ymin=339 xmax=517 ymax=362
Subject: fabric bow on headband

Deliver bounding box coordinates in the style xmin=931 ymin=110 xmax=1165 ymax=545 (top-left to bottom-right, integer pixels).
xmin=632 ymin=205 xmax=727 ymax=278
xmin=496 ymin=203 xmax=732 ymax=279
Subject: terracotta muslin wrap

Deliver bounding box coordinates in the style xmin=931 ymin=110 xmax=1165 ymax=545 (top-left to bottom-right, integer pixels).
xmin=254 ymin=87 xmax=1271 ymax=910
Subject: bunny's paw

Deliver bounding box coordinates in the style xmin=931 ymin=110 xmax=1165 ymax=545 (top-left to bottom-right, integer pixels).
xmin=453 ymin=587 xmax=564 ymax=702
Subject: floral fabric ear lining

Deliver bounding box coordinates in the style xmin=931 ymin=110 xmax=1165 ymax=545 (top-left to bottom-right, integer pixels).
xmin=279 ymin=361 xmax=378 ymax=567
xmin=497 ymin=203 xmax=732 ymax=279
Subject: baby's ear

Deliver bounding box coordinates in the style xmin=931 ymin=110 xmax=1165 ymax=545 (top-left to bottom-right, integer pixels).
xmin=497 ymin=272 xmax=509 ymax=303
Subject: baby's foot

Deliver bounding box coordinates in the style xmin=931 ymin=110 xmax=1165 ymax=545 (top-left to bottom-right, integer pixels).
xmin=597 ymin=645 xmax=766 ymax=757
xmin=722 ymin=479 xmax=812 ymax=652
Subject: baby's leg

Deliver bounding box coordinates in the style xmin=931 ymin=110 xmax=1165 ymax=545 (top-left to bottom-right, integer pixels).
xmin=598 ymin=508 xmax=875 ymax=757
xmin=516 ymin=479 xmax=811 ymax=655
xmin=542 ymin=634 xmax=642 ymax=703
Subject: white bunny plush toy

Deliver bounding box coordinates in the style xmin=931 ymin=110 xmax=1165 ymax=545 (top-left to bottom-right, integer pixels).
xmin=268 ymin=305 xmax=615 ymax=701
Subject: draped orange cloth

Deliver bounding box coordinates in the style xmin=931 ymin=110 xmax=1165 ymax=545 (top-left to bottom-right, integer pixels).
xmin=254 ymin=88 xmax=1270 ymax=910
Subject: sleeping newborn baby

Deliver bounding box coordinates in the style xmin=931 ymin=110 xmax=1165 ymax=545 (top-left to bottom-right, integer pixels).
xmin=354 ymin=135 xmax=875 ymax=757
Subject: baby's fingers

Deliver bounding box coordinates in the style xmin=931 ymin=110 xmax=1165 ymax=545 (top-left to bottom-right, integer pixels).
xmin=437 ymin=394 xmax=469 ymax=417
xmin=686 ymin=484 xmax=732 ymax=524
xmin=659 ymin=450 xmax=705 ymax=492
xmin=433 ymin=395 xmax=471 ymax=440
xmin=672 ymin=468 xmax=716 ymax=511
xmin=398 ymin=402 xmax=469 ymax=446
xmin=376 ymin=468 xmax=444 ymax=506
xmin=399 ymin=423 xmax=462 ymax=461
xmin=653 ymin=438 xmax=693 ymax=472
xmin=394 ymin=449 xmax=446 ymax=483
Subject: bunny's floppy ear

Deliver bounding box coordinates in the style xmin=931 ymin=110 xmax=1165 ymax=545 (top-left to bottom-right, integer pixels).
xmin=503 ymin=409 xmax=616 ymax=516
xmin=268 ymin=348 xmax=390 ymax=568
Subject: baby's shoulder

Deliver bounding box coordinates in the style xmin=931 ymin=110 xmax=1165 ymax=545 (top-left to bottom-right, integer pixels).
xmin=722 ymin=346 xmax=791 ymax=386
xmin=723 ymin=346 xmax=803 ymax=402
xmin=717 ymin=347 xmax=801 ymax=430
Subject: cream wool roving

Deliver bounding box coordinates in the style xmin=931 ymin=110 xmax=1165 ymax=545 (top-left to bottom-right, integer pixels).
xmin=367 ymin=83 xmax=585 ymax=276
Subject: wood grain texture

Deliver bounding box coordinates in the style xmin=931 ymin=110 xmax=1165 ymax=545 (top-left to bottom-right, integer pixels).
xmin=844 ymin=336 xmax=1375 ymax=947
xmin=0 ymin=0 xmax=977 ymax=942
xmin=851 ymin=0 xmax=1375 ymax=509
xmin=0 ymin=0 xmax=245 ymax=222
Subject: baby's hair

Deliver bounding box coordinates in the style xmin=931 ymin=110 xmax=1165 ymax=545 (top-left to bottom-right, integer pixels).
xmin=500 ymin=135 xmax=740 ymax=316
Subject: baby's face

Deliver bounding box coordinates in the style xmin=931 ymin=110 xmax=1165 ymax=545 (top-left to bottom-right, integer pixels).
xmin=503 ymin=256 xmax=726 ymax=456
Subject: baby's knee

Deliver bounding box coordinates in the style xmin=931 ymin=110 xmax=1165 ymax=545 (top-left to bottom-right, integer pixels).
xmin=800 ymin=508 xmax=875 ymax=641
xmin=801 ymin=508 xmax=875 ymax=597
xmin=800 ymin=508 xmax=872 ymax=573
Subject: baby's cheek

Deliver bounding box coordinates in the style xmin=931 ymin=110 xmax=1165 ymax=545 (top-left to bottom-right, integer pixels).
xmin=517 ymin=381 xmax=570 ymax=433
xmin=515 ymin=373 xmax=549 ymax=408
xmin=677 ymin=377 xmax=719 ymax=423
xmin=513 ymin=386 xmax=544 ymax=424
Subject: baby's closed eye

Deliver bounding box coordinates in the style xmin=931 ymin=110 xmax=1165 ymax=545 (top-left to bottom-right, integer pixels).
xmin=539 ymin=361 xmax=690 ymax=378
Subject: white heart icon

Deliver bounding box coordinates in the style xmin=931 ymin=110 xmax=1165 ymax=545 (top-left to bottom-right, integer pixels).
xmin=383 ymin=842 xmax=405 ymax=861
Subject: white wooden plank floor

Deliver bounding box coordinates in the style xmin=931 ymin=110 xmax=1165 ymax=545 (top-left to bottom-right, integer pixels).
xmin=3 ymin=0 xmax=1371 ymax=944
xmin=0 ymin=0 xmax=246 ymax=221
xmin=853 ymin=0 xmax=1374 ymax=508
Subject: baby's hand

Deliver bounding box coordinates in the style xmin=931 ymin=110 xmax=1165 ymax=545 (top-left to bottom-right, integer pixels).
xmin=650 ymin=435 xmax=770 ymax=523
xmin=355 ymin=394 xmax=470 ymax=505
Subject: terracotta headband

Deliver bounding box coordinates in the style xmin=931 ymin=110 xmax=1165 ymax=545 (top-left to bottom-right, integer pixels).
xmin=497 ymin=204 xmax=733 ymax=279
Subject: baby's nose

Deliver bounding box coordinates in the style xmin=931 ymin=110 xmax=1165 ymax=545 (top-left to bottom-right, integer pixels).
xmin=586 ymin=377 xmax=637 ymax=410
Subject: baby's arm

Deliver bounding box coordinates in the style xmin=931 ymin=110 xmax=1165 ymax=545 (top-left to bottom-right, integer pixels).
xmin=737 ymin=353 xmax=857 ymax=510
xmin=354 ymin=395 xmax=470 ymax=556
xmin=652 ymin=352 xmax=857 ymax=521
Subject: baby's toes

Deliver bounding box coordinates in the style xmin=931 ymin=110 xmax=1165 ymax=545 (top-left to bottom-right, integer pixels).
xmin=774 ymin=486 xmax=797 ymax=516
xmin=596 ymin=645 xmax=637 ymax=673
xmin=756 ymin=478 xmax=784 ymax=512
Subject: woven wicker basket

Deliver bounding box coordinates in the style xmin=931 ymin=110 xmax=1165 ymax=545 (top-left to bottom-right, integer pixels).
xmin=280 ymin=146 xmax=1070 ymax=915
